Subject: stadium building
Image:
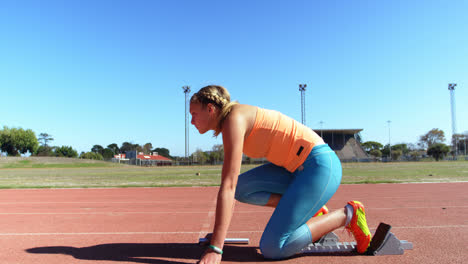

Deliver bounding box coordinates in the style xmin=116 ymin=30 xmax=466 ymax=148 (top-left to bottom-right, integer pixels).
xmin=314 ymin=129 xmax=369 ymax=162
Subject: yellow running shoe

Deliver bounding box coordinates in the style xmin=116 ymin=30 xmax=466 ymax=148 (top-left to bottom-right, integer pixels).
xmin=345 ymin=201 xmax=372 ymax=253
xmin=313 ymin=205 xmax=329 ymax=217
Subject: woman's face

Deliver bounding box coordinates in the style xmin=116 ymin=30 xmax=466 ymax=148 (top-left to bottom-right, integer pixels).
xmin=190 ymin=102 xmax=217 ymax=134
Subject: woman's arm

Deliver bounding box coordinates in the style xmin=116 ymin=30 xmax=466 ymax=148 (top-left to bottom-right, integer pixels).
xmin=198 ymin=111 xmax=246 ymax=263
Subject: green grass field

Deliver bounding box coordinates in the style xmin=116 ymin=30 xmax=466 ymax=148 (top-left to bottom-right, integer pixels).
xmin=0 ymin=157 xmax=467 ymax=189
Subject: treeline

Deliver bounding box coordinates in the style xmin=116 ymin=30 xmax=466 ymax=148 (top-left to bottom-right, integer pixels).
xmin=0 ymin=126 xmax=172 ymax=160
xmin=191 ymin=144 xmax=224 ymax=165
xmin=362 ymin=128 xmax=468 ymax=161
xmin=1 ymin=126 xmax=466 ymax=162
xmin=85 ymin=142 xmax=172 ymax=160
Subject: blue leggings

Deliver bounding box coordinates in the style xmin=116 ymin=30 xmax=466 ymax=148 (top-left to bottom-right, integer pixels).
xmin=235 ymin=144 xmax=342 ymax=259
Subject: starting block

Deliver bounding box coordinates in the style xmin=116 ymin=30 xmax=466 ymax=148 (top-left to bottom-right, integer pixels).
xmin=366 ymin=222 xmax=413 ymax=255
xmin=198 ymin=233 xmax=249 ymax=245
xmin=300 ymin=222 xmax=413 ymax=255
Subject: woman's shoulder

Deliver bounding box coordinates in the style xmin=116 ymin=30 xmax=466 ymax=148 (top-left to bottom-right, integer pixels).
xmin=230 ymin=104 xmax=257 ymax=119
xmin=224 ymin=104 xmax=257 ymax=131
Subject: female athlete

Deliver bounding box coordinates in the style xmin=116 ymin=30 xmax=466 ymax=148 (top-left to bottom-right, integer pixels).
xmin=190 ymin=85 xmax=371 ymax=264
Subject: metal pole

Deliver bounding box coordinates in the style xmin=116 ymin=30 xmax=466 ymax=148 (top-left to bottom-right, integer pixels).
xmin=448 ymin=83 xmax=457 ymax=156
xmin=299 ymin=84 xmax=307 ymax=125
xmin=387 ymin=120 xmax=391 ymax=161
xmin=183 ymin=86 xmax=191 ymax=161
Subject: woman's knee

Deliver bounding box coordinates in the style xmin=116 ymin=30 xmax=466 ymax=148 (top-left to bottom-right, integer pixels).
xmin=235 ymin=170 xmax=272 ymax=205
xmin=235 ymin=187 xmax=270 ymax=206
xmin=259 ymin=223 xmax=312 ymax=259
xmin=234 ymin=185 xmax=247 ymax=203
xmin=234 ymin=174 xmax=250 ymax=203
xmin=259 ymin=238 xmax=285 ymax=259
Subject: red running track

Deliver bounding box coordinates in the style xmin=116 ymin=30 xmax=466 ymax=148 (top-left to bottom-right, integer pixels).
xmin=0 ymin=182 xmax=467 ymax=264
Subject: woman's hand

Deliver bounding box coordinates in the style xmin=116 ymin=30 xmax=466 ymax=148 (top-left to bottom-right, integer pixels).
xmin=197 ymin=249 xmax=222 ymax=264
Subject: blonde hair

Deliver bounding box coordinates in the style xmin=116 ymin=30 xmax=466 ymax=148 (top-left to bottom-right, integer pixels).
xmin=190 ymin=85 xmax=239 ymax=136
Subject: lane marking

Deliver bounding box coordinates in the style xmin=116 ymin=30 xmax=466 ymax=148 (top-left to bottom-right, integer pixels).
xmin=0 ymin=201 xmax=204 ymax=204
xmin=0 ymin=212 xmax=209 ymax=215
xmin=198 ymin=196 xmax=217 ymax=239
xmin=0 ymin=205 xmax=466 ymax=215
xmin=0 ymin=225 xmax=466 ymax=236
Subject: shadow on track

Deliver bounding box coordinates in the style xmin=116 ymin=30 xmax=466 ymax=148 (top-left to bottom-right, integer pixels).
xmin=26 ymin=243 xmax=265 ymax=264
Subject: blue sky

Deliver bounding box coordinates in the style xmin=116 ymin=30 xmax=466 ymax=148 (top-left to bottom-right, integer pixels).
xmin=1 ymin=0 xmax=467 ymax=157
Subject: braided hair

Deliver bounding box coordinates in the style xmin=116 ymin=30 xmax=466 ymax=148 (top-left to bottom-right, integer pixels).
xmin=190 ymin=85 xmax=239 ymax=136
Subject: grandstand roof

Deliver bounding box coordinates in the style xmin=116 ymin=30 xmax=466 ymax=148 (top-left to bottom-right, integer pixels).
xmin=313 ymin=129 xmax=363 ymax=134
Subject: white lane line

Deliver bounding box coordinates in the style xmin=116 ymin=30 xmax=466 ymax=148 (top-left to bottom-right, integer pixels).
xmin=0 ymin=231 xmax=264 ymax=236
xmin=0 ymin=225 xmax=466 ymax=237
xmin=0 ymin=205 xmax=466 ymax=215
xmin=391 ymin=225 xmax=468 ymax=229
xmin=0 ymin=231 xmax=202 ymax=236
xmin=369 ymin=206 xmax=468 ymax=210
xmin=198 ymin=197 xmax=217 ymax=239
xmin=0 ymin=212 xmax=209 ymax=215
xmin=0 ymin=201 xmax=199 ymax=204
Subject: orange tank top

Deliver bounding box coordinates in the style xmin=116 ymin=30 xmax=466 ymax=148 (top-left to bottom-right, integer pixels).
xmin=243 ymin=107 xmax=325 ymax=172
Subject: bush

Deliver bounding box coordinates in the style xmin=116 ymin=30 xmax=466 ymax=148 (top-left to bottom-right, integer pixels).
xmin=0 ymin=126 xmax=38 ymax=156
xmin=391 ymin=150 xmax=403 ymax=161
xmin=101 ymin=148 xmax=115 ymax=159
xmin=55 ymin=146 xmax=78 ymax=158
xmin=427 ymin=143 xmax=450 ymax=161
xmin=369 ymin=149 xmax=382 ymax=158
xmin=80 ymin=152 xmax=103 ymax=160
xmin=408 ymin=151 xmax=421 ymax=161
xmin=35 ymin=145 xmax=55 ymax=156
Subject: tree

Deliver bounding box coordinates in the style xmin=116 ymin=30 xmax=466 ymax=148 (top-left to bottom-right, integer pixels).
xmin=407 ymin=143 xmax=420 ymax=152
xmin=38 ymin=133 xmax=54 ymax=147
xmin=80 ymin=151 xmax=103 ymax=160
xmin=408 ymin=151 xmax=421 ymax=161
xmin=107 ymin=143 xmax=120 ymax=154
xmin=210 ymin=144 xmax=224 ymax=164
xmin=0 ymin=126 xmax=38 ymax=156
xmin=419 ymin=129 xmax=445 ymax=149
xmin=361 ymin=141 xmax=383 ymax=153
xmin=152 ymin=147 xmax=171 ymax=158
xmin=193 ymin=148 xmax=208 ymax=164
xmin=120 ymin=142 xmax=138 ymax=153
xmin=136 ymin=144 xmax=144 ymax=153
xmin=369 ymin=149 xmax=382 ymax=158
xmin=91 ymin=145 xmax=104 ymax=154
xmin=101 ymin=148 xmax=115 ymax=159
xmin=35 ymin=145 xmax=54 ymax=156
xmin=427 ymin=143 xmax=450 ymax=161
xmin=143 ymin=143 xmax=153 ymax=154
xmin=392 ymin=144 xmax=409 ymax=155
xmin=381 ymin=144 xmax=391 ymax=158
xmin=391 ymin=150 xmax=403 ymax=161
xmin=55 ymin=146 xmax=78 ymax=158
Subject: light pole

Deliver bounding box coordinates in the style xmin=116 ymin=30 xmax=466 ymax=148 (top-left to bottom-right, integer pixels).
xmin=448 ymin=83 xmax=457 ymax=156
xmin=387 ymin=120 xmax=391 ymax=161
xmin=182 ymin=86 xmax=191 ymax=161
xmin=299 ymin=84 xmax=307 ymax=125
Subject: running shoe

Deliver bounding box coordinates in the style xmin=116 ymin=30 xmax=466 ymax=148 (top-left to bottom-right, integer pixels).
xmin=313 ymin=205 xmax=329 ymax=217
xmin=345 ymin=201 xmax=372 ymax=253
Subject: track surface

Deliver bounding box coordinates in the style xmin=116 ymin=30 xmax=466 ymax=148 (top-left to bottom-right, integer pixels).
xmin=0 ymin=182 xmax=467 ymax=264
